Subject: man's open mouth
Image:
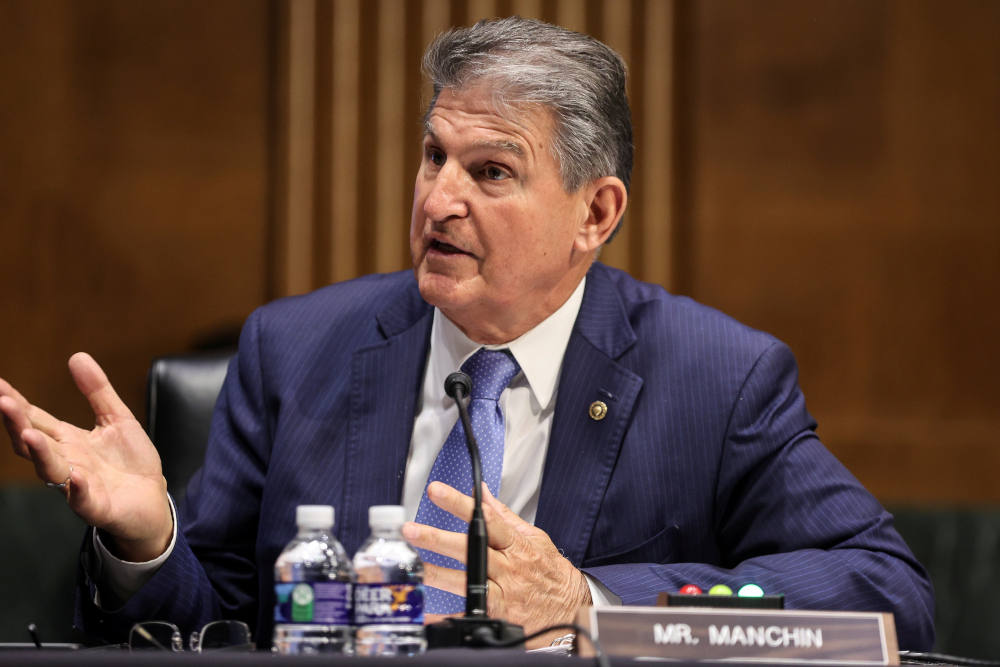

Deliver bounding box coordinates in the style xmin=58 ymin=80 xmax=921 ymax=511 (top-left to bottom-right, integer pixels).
xmin=430 ymin=239 xmax=470 ymax=256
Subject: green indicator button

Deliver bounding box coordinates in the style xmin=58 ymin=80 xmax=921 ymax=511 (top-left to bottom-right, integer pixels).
xmin=708 ymin=584 xmax=733 ymax=596
xmin=737 ymin=583 xmax=765 ymax=597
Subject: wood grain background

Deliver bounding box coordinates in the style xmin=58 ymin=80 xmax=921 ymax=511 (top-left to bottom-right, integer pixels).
xmin=1 ymin=0 xmax=997 ymax=504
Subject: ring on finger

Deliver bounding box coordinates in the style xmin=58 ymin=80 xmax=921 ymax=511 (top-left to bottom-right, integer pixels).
xmin=45 ymin=464 xmax=73 ymax=489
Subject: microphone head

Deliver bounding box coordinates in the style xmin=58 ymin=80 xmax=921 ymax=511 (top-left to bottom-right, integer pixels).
xmin=444 ymin=371 xmax=472 ymax=400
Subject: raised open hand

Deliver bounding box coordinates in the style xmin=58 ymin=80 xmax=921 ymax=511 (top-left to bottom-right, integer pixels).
xmin=0 ymin=352 xmax=172 ymax=561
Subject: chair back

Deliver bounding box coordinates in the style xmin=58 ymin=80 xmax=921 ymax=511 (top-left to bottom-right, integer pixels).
xmin=146 ymin=349 xmax=234 ymax=499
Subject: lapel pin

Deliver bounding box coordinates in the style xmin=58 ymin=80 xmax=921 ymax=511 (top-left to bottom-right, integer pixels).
xmin=588 ymin=400 xmax=608 ymax=421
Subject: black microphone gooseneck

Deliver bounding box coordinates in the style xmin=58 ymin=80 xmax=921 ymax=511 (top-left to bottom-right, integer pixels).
xmin=443 ymin=372 xmax=489 ymax=617
xmin=425 ymin=371 xmax=525 ymax=649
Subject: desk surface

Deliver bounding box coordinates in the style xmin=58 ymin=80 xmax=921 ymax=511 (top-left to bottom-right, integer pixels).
xmin=0 ymin=648 xmax=578 ymax=667
xmin=1 ymin=648 xmax=989 ymax=666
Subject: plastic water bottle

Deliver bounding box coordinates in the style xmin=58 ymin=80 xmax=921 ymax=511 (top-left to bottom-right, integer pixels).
xmin=353 ymin=505 xmax=427 ymax=656
xmin=272 ymin=505 xmax=355 ymax=654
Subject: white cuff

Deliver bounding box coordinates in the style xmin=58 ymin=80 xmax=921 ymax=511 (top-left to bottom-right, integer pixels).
xmin=583 ymin=572 xmax=621 ymax=607
xmin=91 ymin=494 xmax=178 ymax=608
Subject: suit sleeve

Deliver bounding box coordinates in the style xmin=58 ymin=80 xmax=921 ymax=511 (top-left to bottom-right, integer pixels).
xmin=74 ymin=308 xmax=272 ymax=644
xmin=582 ymin=341 xmax=935 ymax=651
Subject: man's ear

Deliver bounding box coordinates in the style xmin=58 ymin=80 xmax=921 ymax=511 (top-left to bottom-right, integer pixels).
xmin=575 ymin=176 xmax=628 ymax=252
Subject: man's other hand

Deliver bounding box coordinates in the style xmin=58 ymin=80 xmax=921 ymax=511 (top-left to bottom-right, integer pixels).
xmin=403 ymin=481 xmax=592 ymax=647
xmin=0 ymin=352 xmax=172 ymax=562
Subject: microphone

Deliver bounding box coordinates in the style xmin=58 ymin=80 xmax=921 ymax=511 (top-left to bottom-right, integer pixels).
xmin=424 ymin=371 xmax=525 ymax=648
xmin=443 ymin=370 xmax=471 ymax=400
xmin=443 ymin=372 xmax=488 ymax=617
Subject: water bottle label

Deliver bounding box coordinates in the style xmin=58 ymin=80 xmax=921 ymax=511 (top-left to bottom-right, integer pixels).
xmin=354 ymin=583 xmax=424 ymax=625
xmin=274 ymin=581 xmax=352 ymax=625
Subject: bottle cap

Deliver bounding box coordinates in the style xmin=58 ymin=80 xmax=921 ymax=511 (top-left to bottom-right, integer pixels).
xmin=296 ymin=504 xmax=335 ymax=529
xmin=369 ymin=505 xmax=405 ymax=529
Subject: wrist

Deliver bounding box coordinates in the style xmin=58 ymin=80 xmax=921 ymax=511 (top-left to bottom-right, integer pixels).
xmin=577 ymin=568 xmax=593 ymax=608
xmin=105 ymin=497 xmax=174 ymax=563
xmin=107 ymin=532 xmax=171 ymax=563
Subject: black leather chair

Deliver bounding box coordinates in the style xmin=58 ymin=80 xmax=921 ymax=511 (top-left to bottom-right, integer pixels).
xmin=890 ymin=506 xmax=1000 ymax=660
xmin=145 ymin=349 xmax=234 ymax=500
xmin=0 ymin=485 xmax=82 ymax=643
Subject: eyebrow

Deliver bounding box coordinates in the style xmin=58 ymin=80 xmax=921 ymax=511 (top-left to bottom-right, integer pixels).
xmin=424 ymin=121 xmax=526 ymax=158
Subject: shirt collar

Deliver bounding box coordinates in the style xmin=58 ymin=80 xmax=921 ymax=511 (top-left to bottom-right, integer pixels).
xmin=431 ymin=277 xmax=587 ymax=411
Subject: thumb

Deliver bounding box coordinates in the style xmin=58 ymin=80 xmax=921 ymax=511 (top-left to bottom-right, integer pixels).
xmin=67 ymin=353 xmax=135 ymax=424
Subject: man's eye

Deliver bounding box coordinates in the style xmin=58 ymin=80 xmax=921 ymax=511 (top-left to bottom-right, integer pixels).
xmin=427 ymin=149 xmax=445 ymax=167
xmin=483 ymin=165 xmax=509 ymax=181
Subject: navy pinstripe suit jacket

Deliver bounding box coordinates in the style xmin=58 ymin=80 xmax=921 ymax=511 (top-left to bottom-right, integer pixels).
xmin=77 ymin=262 xmax=934 ymax=650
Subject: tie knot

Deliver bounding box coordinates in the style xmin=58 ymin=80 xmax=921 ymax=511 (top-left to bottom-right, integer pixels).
xmin=460 ymin=348 xmax=520 ymax=401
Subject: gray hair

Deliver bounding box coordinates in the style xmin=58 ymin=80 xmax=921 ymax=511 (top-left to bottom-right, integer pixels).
xmin=422 ymin=16 xmax=634 ymax=207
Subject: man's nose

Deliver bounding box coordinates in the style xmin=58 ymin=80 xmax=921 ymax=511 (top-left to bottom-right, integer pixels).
xmin=423 ymin=164 xmax=469 ymax=222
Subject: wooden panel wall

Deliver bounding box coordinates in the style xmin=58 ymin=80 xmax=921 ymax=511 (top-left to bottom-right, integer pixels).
xmin=678 ymin=0 xmax=1000 ymax=503
xmin=0 ymin=0 xmax=271 ymax=482
xmin=2 ymin=0 xmax=998 ymax=504
xmin=268 ymin=0 xmax=677 ymax=295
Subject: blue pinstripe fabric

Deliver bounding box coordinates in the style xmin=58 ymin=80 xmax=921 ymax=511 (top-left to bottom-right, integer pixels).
xmin=75 ymin=263 xmax=935 ymax=651
xmin=415 ymin=348 xmax=520 ymax=613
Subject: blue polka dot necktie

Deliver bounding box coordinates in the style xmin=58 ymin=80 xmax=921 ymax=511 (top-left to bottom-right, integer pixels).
xmin=415 ymin=347 xmax=521 ymax=614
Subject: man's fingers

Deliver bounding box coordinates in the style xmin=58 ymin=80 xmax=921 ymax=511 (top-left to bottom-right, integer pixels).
xmin=421 ymin=562 xmax=467 ymax=597
xmin=24 ymin=404 xmax=64 ymax=437
xmin=0 ymin=376 xmax=30 ymax=408
xmin=22 ymin=427 xmax=73 ymax=485
xmin=425 ymin=481 xmax=474 ymax=521
xmin=425 ymin=481 xmax=519 ymax=550
xmin=1 ymin=379 xmax=74 ymax=450
xmin=0 ymin=378 xmax=37 ymax=456
xmin=478 ymin=484 xmax=521 ymax=549
xmin=67 ymin=352 xmax=135 ymax=423
xmin=481 ymin=484 xmax=519 ymax=521
xmin=0 ymin=394 xmax=30 ymax=457
xmin=402 ymin=521 xmax=468 ymax=562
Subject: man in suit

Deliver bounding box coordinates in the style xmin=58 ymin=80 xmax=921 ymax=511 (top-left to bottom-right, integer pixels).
xmin=0 ymin=17 xmax=934 ymax=650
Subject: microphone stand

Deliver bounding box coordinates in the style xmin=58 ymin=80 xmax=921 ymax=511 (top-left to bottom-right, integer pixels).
xmin=425 ymin=372 xmax=525 ymax=649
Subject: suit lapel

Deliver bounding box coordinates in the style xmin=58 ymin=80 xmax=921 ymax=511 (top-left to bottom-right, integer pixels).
xmin=535 ymin=265 xmax=644 ymax=566
xmin=338 ymin=284 xmax=433 ymax=553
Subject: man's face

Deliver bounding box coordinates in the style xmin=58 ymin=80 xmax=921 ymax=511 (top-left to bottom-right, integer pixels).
xmin=409 ymin=86 xmax=593 ymax=344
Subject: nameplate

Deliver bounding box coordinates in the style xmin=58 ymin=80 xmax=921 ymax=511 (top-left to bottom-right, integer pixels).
xmin=575 ymin=606 xmax=898 ymax=664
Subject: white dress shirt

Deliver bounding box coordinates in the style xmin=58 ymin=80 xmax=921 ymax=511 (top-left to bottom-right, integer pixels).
xmin=403 ymin=277 xmax=585 ymax=525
